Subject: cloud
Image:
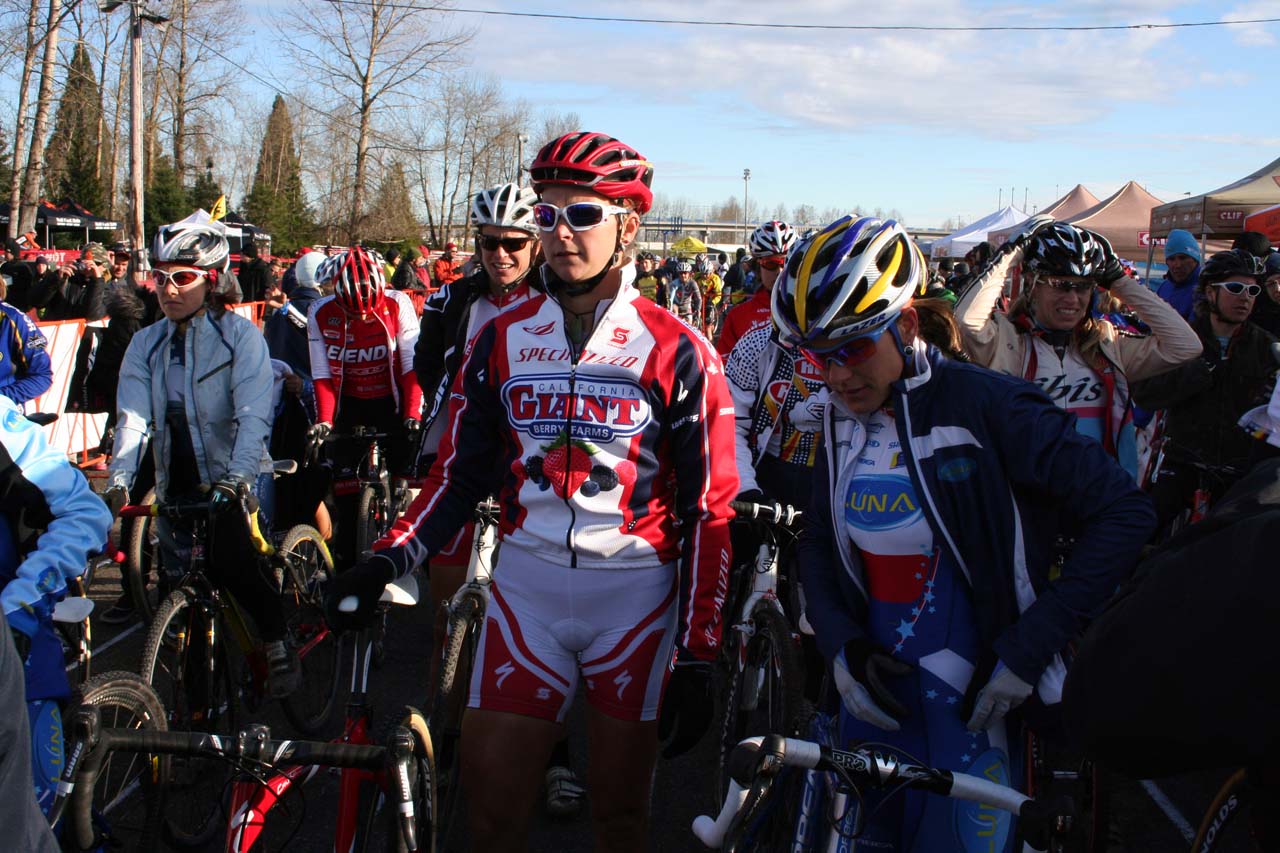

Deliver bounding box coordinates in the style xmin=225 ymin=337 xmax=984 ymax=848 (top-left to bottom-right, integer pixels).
xmin=1221 ymin=3 xmax=1280 ymax=46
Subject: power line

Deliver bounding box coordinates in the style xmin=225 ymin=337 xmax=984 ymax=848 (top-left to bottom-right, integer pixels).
xmin=326 ymin=0 xmax=1280 ymax=33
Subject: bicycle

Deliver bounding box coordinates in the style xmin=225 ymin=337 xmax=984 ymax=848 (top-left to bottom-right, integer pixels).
xmin=428 ymin=496 xmax=500 ymax=847
xmin=716 ymin=499 xmax=807 ymax=803
xmin=128 ymin=493 xmax=340 ymax=846
xmin=1187 ymin=767 xmax=1276 ymax=852
xmin=694 ymin=722 xmax=1068 ymax=852
xmin=57 ymin=696 xmax=434 ymax=853
xmin=1149 ymin=439 xmax=1245 ymax=536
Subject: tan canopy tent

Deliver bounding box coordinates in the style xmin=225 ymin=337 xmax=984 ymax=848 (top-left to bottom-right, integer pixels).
xmin=669 ymin=235 xmax=707 ymax=256
xmin=1150 ymin=156 xmax=1280 ymax=240
xmin=988 ymin=184 xmax=1101 ymax=246
xmin=1063 ymin=181 xmax=1166 ymax=262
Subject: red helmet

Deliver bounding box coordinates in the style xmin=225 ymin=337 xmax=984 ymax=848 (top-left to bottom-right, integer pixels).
xmin=530 ymin=132 xmax=654 ymax=215
xmin=333 ymin=247 xmax=385 ymax=316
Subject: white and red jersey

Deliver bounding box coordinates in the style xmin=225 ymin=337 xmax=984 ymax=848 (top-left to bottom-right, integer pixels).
xmin=375 ymin=269 xmax=739 ymax=661
xmin=307 ymin=290 xmax=423 ymax=423
xmin=717 ymin=287 xmax=773 ymax=358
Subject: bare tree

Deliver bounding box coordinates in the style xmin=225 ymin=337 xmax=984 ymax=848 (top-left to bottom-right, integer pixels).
xmin=18 ymin=0 xmax=62 ymax=234
xmin=5 ymin=0 xmax=41 ymax=238
xmin=281 ymin=0 xmax=470 ymax=241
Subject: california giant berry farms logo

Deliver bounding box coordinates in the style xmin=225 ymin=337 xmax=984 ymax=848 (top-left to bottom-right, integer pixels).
xmin=502 ymin=373 xmax=652 ymax=442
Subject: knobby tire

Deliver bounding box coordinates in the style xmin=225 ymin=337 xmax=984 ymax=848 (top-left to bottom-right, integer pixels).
xmin=278 ymin=524 xmax=342 ymax=735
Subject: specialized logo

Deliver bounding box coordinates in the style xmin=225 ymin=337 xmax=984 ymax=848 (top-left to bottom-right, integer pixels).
xmin=495 ymin=660 xmax=515 ymax=690
xmin=522 ymin=320 xmax=556 ymax=336
xmin=614 ymin=670 xmax=633 ymax=700
xmin=503 ymin=373 xmax=652 ymax=441
xmin=845 ymin=474 xmax=922 ymax=530
xmin=609 ymin=327 xmax=631 ymax=347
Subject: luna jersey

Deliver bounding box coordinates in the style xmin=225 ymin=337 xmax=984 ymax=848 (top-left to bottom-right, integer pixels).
xmin=375 ymin=270 xmax=738 ymax=661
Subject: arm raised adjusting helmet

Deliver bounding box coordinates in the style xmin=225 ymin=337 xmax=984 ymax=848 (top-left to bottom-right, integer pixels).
xmin=471 ymin=183 xmax=538 ymax=235
xmin=529 ymin=132 xmax=654 ymax=214
xmin=750 ymin=220 xmax=797 ymax=258
xmin=772 ymin=216 xmax=924 ymax=350
xmin=1024 ymin=222 xmax=1108 ymax=278
xmin=1201 ymin=248 xmax=1265 ymax=286
xmin=333 ymin=247 xmax=386 ymax=316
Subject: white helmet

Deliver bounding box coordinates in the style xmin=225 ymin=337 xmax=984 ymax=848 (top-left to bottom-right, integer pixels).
xmin=471 ymin=183 xmax=538 ymax=235
xmin=315 ymin=254 xmax=343 ymax=288
xmin=749 ymin=221 xmax=797 ymax=259
xmin=294 ymin=253 xmax=325 ymax=289
xmin=152 ymin=217 xmax=230 ymax=272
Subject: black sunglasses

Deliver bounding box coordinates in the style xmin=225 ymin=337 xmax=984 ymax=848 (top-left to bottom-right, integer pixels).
xmin=478 ymin=235 xmax=533 ymax=253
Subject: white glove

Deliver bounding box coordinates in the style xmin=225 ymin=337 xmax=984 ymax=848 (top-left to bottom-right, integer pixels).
xmin=966 ymin=660 xmax=1034 ymax=732
xmin=833 ymin=646 xmax=908 ymax=732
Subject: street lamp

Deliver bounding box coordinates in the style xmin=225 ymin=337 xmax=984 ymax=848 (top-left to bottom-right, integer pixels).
xmin=742 ymin=168 xmax=750 ymax=246
xmin=99 ymin=0 xmax=168 ymax=271
xmin=516 ymin=134 xmax=530 ymax=179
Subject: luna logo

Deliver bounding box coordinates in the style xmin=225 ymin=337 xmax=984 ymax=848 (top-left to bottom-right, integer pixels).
xmin=938 ymin=457 xmax=977 ymax=482
xmin=502 ymin=373 xmax=652 ymax=442
xmin=845 ymin=475 xmax=921 ymax=530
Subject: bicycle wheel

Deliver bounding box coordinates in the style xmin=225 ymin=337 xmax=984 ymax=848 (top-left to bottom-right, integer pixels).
xmin=125 ymin=487 xmax=161 ymax=622
xmin=717 ymin=605 xmax=805 ymax=804
xmin=1021 ymin=731 xmax=1113 ymax=853
xmin=356 ymin=487 xmax=391 ymax=668
xmin=139 ymin=588 xmax=237 ymax=848
xmin=65 ymin=671 xmax=169 ymax=852
xmin=1191 ymin=769 xmax=1251 ymax=853
xmin=429 ymin=595 xmax=482 ymax=849
xmin=386 ymin=706 xmax=437 ymax=853
xmin=278 ymin=524 xmax=342 ymax=735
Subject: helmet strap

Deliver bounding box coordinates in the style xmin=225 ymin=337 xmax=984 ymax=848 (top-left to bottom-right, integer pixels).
xmin=887 ymin=322 xmax=915 ymax=370
xmin=543 ymin=215 xmax=626 ymax=299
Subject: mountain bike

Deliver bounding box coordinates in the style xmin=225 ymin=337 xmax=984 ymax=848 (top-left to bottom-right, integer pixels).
xmin=694 ymin=721 xmax=1067 ymax=852
xmin=128 ymin=493 xmax=340 ymax=846
xmin=429 ymin=496 xmax=500 ymax=848
xmin=716 ymin=499 xmax=806 ymax=803
xmin=58 ymin=696 xmax=434 ymax=852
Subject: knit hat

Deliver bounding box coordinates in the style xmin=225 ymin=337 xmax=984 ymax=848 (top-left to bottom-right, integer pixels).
xmin=1165 ymin=229 xmax=1200 ymax=263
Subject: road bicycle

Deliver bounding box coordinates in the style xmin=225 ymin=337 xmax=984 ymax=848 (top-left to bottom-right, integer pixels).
xmin=429 ymin=496 xmax=500 ymax=848
xmin=127 ymin=492 xmax=340 ymax=846
xmin=1187 ymin=767 xmax=1276 ymax=852
xmin=694 ymin=722 xmax=1067 ymax=852
xmin=716 ymin=499 xmax=806 ymax=803
xmin=56 ymin=691 xmax=434 ymax=852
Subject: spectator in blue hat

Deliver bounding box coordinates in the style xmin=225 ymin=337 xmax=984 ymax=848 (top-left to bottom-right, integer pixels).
xmin=1157 ymin=229 xmax=1201 ymax=321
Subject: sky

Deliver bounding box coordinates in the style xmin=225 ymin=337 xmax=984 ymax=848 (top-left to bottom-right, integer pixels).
xmin=395 ymin=0 xmax=1280 ymax=227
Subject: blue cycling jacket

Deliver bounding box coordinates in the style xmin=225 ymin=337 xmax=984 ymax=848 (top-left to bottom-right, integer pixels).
xmin=799 ymin=345 xmax=1155 ymax=702
xmin=0 ymin=302 xmax=52 ymax=404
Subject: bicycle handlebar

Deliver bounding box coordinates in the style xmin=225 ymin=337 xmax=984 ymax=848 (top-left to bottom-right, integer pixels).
xmin=692 ymin=734 xmax=1043 ymax=849
xmin=729 ymin=500 xmax=802 ymax=527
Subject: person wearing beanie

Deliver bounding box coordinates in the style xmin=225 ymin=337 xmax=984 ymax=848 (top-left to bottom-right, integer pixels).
xmin=1233 ymin=230 xmax=1272 ymax=260
xmin=1157 ymin=229 xmax=1202 ymax=322
xmin=0 ymin=240 xmax=35 ymax=311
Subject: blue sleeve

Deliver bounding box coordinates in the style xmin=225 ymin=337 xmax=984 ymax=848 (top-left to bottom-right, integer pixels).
xmin=796 ymin=432 xmax=869 ymax=662
xmin=0 ymin=310 xmax=52 ymax=405
xmin=989 ymin=383 xmax=1156 ymax=683
xmin=0 ymin=398 xmax=112 ymax=636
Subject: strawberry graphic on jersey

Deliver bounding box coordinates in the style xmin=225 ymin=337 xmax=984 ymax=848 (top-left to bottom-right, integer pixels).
xmin=541 ymin=433 xmax=597 ymax=499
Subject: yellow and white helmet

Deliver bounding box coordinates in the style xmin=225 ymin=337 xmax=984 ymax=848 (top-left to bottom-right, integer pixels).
xmin=771 ymin=216 xmax=925 ymax=351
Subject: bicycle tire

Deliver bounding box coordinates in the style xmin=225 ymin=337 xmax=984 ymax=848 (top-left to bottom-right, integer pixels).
xmin=717 ymin=604 xmax=805 ymax=804
xmin=1191 ymin=768 xmax=1251 ymax=853
xmin=356 ymin=485 xmax=386 ymax=555
xmin=139 ymin=588 xmax=236 ymax=848
xmin=124 ymin=487 xmax=160 ymax=622
xmin=66 ymin=670 xmax=169 ymax=852
xmin=385 ymin=706 xmax=437 ymax=853
xmin=429 ymin=597 xmax=482 ymax=850
xmin=439 ymin=595 xmax=480 ymax=697
xmin=278 ymin=524 xmax=342 ymax=735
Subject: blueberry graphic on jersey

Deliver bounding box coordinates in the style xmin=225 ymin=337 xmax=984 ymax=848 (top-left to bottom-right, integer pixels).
xmin=580 ymin=479 xmax=601 ymax=497
xmin=590 ymin=466 xmax=620 ymax=491
xmin=524 ymin=455 xmax=544 ymax=483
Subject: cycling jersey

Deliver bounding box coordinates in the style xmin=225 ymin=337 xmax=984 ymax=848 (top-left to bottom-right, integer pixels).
xmin=698 ymin=274 xmax=723 ymax=311
xmin=716 ymin=287 xmax=772 ymax=358
xmin=469 ymin=544 xmax=677 ymax=722
xmin=375 ymin=267 xmax=737 ymax=661
xmin=0 ymin=303 xmax=51 ymax=405
xmin=307 ymin=290 xmax=423 ymax=423
xmin=670 ymin=279 xmax=703 ymax=326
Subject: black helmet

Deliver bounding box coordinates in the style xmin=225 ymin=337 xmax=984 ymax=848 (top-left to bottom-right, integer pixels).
xmin=1201 ymin=248 xmax=1264 ymax=286
xmin=1265 ymin=252 xmax=1280 ymax=277
xmin=1024 ymin=223 xmax=1108 ymax=278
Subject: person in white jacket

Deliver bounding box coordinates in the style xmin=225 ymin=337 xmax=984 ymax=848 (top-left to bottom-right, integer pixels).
xmin=955 ymin=217 xmax=1202 ymax=479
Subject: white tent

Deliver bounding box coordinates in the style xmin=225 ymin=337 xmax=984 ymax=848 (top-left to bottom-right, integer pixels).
xmin=930 ymin=204 xmax=1030 ymax=258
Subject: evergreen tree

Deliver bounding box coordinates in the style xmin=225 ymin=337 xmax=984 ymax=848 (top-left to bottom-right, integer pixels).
xmin=243 ymin=95 xmax=315 ymax=253
xmin=45 ymin=42 xmax=105 ymax=211
xmin=365 ymin=160 xmax=420 ymax=244
xmin=188 ymin=164 xmax=224 ymax=214
xmin=145 ymin=155 xmax=190 ymax=237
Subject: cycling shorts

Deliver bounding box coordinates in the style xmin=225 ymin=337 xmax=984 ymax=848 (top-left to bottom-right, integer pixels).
xmin=468 ymin=545 xmax=678 ymax=723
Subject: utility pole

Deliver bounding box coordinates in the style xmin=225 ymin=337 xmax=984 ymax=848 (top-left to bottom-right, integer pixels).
xmin=100 ymin=0 xmax=167 ymax=270
xmin=742 ymin=168 xmax=750 ymax=245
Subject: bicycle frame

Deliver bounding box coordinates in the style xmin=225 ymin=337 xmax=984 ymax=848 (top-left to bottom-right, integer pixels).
xmin=446 ymin=497 xmax=501 ymax=614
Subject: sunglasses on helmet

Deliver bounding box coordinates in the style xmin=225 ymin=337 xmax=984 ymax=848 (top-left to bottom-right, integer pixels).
xmin=478 ymin=234 xmax=533 ymax=253
xmin=533 ymin=201 xmax=630 ymax=232
xmin=152 ymin=267 xmax=209 ymax=290
xmin=797 ymin=324 xmax=891 ymax=371
xmin=756 ymin=255 xmax=786 ymax=271
xmin=1213 ymin=280 xmax=1262 ymax=297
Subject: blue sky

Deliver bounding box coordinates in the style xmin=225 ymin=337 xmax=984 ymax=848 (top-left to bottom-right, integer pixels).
xmin=436 ymin=0 xmax=1280 ymax=227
